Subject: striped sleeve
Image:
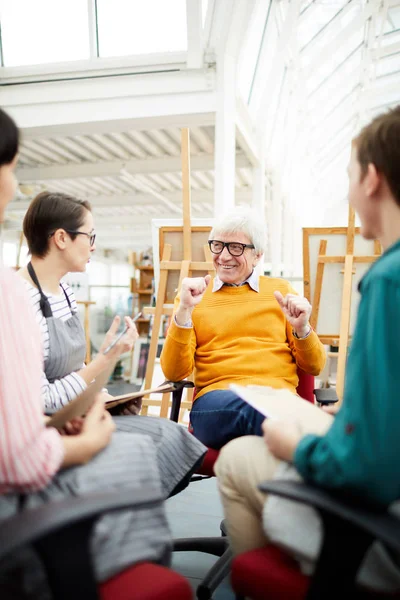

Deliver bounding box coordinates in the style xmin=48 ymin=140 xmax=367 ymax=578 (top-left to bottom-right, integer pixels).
xmin=23 ymin=280 xmax=87 ymax=413
xmin=0 ymin=268 xmax=64 ymax=493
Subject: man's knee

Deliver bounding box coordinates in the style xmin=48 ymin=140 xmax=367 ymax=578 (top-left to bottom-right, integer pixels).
xmin=215 ymin=435 xmax=279 ymax=491
xmin=214 ymin=436 xmax=264 ymax=478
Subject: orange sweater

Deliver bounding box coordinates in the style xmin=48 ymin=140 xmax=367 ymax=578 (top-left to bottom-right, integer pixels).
xmin=160 ymin=276 xmax=326 ymax=400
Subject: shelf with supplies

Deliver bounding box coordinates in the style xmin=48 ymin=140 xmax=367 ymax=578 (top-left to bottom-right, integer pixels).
xmin=129 ymin=251 xmax=154 ymax=336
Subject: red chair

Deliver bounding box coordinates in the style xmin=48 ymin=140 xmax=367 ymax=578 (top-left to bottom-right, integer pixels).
xmin=232 ymin=480 xmax=400 ymax=600
xmin=101 ymin=562 xmax=192 ymax=600
xmin=0 ymin=488 xmax=193 ymax=600
xmin=170 ymin=369 xmax=322 ymax=600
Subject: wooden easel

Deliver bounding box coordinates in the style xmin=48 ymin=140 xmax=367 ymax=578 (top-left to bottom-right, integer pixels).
xmin=77 ymin=300 xmax=96 ymax=362
xmin=140 ymin=129 xmax=214 ymax=419
xmin=304 ymin=206 xmax=381 ymax=402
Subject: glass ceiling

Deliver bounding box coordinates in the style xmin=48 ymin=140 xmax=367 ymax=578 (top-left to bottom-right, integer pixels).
xmin=96 ymin=0 xmax=187 ymax=58
xmin=0 ymin=0 xmax=91 ymax=66
xmin=0 ymin=0 xmax=187 ymax=67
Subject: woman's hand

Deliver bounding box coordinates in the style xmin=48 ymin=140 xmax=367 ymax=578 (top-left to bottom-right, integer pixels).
xmin=120 ymin=397 xmax=142 ymax=416
xmin=262 ymin=418 xmax=303 ymax=462
xmin=60 ymin=398 xmax=116 ymax=467
xmin=81 ymin=397 xmax=116 ymax=455
xmin=97 ymin=391 xmax=114 ymax=404
xmin=61 ymin=417 xmax=84 ymax=436
xmin=99 ymin=315 xmax=139 ymax=358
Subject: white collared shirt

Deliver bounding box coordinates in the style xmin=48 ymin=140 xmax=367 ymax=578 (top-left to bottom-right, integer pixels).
xmin=212 ymin=270 xmax=259 ymax=293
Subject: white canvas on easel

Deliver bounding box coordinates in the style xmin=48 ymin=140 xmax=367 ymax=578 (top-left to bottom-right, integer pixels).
xmin=305 ymin=230 xmax=376 ymax=341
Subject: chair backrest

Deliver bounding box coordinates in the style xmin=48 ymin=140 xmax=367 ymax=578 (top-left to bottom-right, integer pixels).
xmin=296 ymin=368 xmax=315 ymax=403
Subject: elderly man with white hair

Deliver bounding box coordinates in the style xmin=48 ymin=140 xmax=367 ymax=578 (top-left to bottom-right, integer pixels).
xmin=160 ymin=207 xmax=326 ymax=449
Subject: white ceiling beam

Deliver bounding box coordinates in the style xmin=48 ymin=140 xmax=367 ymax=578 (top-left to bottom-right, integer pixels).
xmin=4 ymin=70 xmax=217 ymax=132
xmin=189 ymin=126 xmax=214 ymax=153
xmin=214 ymin=0 xmax=257 ymax=213
xmin=305 ymin=8 xmax=375 ymax=82
xmin=120 ymin=170 xmax=182 ymax=215
xmin=256 ymin=0 xmax=301 ymax=140
xmin=186 ymin=0 xmax=204 ymax=69
xmin=0 ymin=53 xmax=188 ymax=83
xmin=87 ymin=0 xmax=99 ymax=59
xmin=16 ymin=152 xmax=250 ymax=181
xmin=300 ymin=2 xmax=359 ymax=56
xmin=235 ymin=97 xmax=261 ymax=167
xmin=373 ymin=40 xmax=400 ymax=58
xmin=4 ymin=214 xmax=171 ymax=230
xmin=9 ymin=188 xmax=257 ymax=213
xmin=19 ymin=113 xmax=216 ymax=140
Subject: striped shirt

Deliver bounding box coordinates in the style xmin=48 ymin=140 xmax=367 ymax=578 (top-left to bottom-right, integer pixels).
xmin=23 ymin=279 xmax=87 ymax=412
xmin=0 ymin=267 xmax=64 ymax=493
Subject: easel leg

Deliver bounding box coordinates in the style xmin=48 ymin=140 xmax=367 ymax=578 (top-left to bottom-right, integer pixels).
xmin=336 ymin=255 xmax=354 ymax=402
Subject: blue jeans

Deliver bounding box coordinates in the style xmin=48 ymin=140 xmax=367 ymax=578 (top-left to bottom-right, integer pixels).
xmin=189 ymin=390 xmax=266 ymax=449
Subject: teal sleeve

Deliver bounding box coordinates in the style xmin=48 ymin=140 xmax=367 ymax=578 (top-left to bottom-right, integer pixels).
xmin=294 ymin=275 xmax=400 ymax=507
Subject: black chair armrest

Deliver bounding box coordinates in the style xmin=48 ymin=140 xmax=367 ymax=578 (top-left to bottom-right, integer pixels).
xmin=0 ymin=487 xmax=165 ymax=600
xmin=313 ymin=388 xmax=338 ymax=405
xmin=167 ymin=380 xmax=195 ymax=423
xmin=259 ymin=480 xmax=400 ymax=599
xmin=0 ymin=486 xmax=164 ymax=561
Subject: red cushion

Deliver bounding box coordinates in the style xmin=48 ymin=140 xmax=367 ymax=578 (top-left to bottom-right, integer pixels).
xmin=196 ymin=447 xmax=220 ymax=476
xmin=231 ymin=546 xmax=309 ymax=600
xmin=100 ymin=562 xmax=192 ymax=600
xmin=296 ymin=369 xmax=315 ymax=403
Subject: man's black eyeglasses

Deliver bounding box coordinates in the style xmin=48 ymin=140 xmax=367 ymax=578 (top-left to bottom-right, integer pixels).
xmin=50 ymin=230 xmax=96 ymax=247
xmin=208 ymin=240 xmax=255 ymax=257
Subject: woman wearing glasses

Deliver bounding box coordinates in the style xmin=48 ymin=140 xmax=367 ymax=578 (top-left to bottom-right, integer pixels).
xmin=161 ymin=207 xmax=326 ymax=449
xmin=18 ymin=191 xmax=206 ymax=499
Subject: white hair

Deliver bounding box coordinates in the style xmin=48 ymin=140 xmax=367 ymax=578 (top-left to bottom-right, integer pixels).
xmin=210 ymin=206 xmax=267 ymax=255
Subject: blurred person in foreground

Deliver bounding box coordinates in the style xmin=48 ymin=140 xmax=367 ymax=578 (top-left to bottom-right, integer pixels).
xmin=0 ymin=107 xmax=202 ymax=599
xmin=214 ymin=106 xmax=400 ymax=593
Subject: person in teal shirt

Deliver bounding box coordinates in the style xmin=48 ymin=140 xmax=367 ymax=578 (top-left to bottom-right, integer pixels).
xmin=214 ymin=105 xmax=400 ymax=592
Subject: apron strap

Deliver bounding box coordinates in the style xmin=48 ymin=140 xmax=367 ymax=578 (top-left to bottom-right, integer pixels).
xmin=59 ymin=282 xmax=73 ymax=311
xmin=27 ymin=262 xmax=53 ymax=318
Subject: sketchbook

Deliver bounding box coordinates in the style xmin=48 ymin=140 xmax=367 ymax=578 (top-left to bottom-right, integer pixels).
xmin=104 ymin=382 xmax=176 ymax=410
xmin=46 ymin=358 xmax=118 ymax=430
xmin=46 ymin=373 xmax=176 ymax=428
xmin=230 ymin=384 xmax=333 ymax=437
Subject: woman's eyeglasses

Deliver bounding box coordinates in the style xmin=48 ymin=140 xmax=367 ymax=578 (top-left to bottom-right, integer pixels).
xmin=66 ymin=230 xmax=96 ymax=247
xmin=208 ymin=240 xmax=255 ymax=257
xmin=50 ymin=230 xmax=96 ymax=247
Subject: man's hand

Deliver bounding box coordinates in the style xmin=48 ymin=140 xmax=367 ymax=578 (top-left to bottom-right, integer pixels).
xmin=175 ymin=275 xmax=211 ymax=325
xmin=262 ymin=418 xmax=303 ymax=462
xmin=180 ymin=275 xmax=211 ymax=309
xmin=274 ymin=291 xmax=312 ymax=338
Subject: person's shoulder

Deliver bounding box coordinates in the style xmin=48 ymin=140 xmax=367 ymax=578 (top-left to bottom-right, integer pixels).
xmin=363 ymin=242 xmax=400 ymax=290
xmin=0 ymin=267 xmax=35 ymax=311
xmin=259 ymin=276 xmax=292 ymax=293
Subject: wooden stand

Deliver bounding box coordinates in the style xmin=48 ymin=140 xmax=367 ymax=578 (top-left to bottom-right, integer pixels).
xmin=140 ymin=129 xmax=214 ymax=420
xmin=303 ymin=207 xmax=381 ymax=402
xmin=77 ymin=301 xmax=96 ymax=363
